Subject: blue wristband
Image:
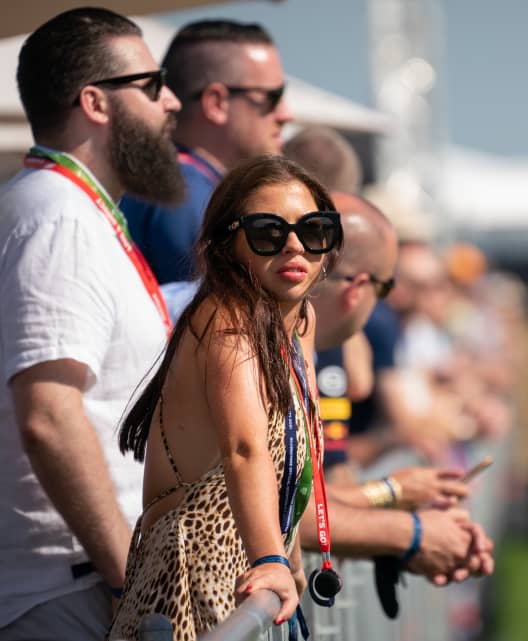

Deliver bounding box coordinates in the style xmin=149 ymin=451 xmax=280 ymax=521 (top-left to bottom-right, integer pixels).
xmin=252 ymin=554 xmax=291 ymax=569
xmin=398 ymin=513 xmax=422 ymax=563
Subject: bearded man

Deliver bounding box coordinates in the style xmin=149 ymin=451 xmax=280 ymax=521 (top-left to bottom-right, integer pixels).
xmin=0 ymin=8 xmax=182 ymax=641
xmin=121 ymin=19 xmax=294 ymax=284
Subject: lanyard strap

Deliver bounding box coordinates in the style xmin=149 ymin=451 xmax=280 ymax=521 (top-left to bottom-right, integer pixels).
xmin=289 ymin=334 xmax=333 ymax=567
xmin=279 ymin=391 xmax=299 ymax=534
xmin=24 ymin=148 xmax=172 ymax=336
xmin=177 ymin=150 xmax=222 ymax=186
xmin=279 ymin=337 xmax=314 ymax=539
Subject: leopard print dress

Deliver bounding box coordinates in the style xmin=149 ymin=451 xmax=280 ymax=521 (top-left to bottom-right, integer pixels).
xmin=107 ymin=376 xmax=311 ymax=641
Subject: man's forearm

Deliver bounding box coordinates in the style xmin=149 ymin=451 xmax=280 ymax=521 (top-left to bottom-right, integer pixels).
xmin=299 ymin=495 xmax=413 ymax=557
xmin=12 ymin=363 xmax=133 ymax=589
xmin=300 ymin=497 xmax=480 ymax=583
xmin=23 ymin=411 xmax=132 ymax=588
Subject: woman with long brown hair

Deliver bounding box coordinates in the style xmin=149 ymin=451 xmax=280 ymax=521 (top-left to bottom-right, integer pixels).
xmin=109 ymin=155 xmax=343 ymax=640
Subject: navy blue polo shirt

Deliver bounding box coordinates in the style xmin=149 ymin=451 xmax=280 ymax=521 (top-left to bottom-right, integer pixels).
xmin=120 ymin=146 xmax=222 ymax=284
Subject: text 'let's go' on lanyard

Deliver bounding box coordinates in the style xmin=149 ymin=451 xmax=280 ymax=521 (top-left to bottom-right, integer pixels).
xmin=289 ymin=335 xmax=342 ymax=607
xmin=24 ymin=148 xmax=172 ymax=337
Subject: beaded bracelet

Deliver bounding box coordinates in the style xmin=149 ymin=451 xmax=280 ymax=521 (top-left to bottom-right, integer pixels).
xmin=252 ymin=554 xmax=291 ymax=569
xmin=398 ymin=512 xmax=422 ymax=563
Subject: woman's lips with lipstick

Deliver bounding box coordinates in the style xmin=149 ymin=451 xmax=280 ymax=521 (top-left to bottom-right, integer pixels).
xmin=277 ymin=263 xmax=307 ymax=282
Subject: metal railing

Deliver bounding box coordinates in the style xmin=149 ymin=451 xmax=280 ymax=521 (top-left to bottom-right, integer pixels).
xmin=198 ymin=590 xmax=280 ymax=641
xmin=135 ymin=591 xmax=282 ymax=641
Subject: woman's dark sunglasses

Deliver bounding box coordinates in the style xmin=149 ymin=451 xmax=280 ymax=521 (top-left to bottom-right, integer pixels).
xmin=228 ymin=212 xmax=342 ymax=256
xmin=72 ymin=69 xmax=167 ymax=106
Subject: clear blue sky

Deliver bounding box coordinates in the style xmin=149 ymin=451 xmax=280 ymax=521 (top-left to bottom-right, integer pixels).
xmin=162 ymin=0 xmax=528 ymax=157
xmin=444 ymin=0 xmax=528 ymax=156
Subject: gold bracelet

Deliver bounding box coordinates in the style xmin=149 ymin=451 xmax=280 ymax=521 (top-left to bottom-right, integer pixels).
xmin=360 ymin=480 xmax=394 ymax=508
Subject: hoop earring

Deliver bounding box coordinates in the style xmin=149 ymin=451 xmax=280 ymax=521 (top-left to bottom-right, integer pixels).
xmin=321 ymin=264 xmax=328 ymax=280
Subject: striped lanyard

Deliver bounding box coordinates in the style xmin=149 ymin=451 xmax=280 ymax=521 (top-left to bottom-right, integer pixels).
xmin=177 ymin=148 xmax=222 ymax=185
xmin=288 ymin=335 xmax=333 ymax=562
xmin=279 ymin=334 xmax=314 ymax=537
xmin=287 ymin=336 xmax=342 ymax=606
xmin=24 ymin=147 xmax=172 ymax=336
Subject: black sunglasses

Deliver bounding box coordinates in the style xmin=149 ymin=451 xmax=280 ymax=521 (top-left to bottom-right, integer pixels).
xmin=228 ymin=212 xmax=342 ymax=256
xmin=72 ymin=69 xmax=167 ymax=106
xmin=332 ymin=272 xmax=396 ymax=299
xmin=190 ymin=84 xmax=285 ymax=114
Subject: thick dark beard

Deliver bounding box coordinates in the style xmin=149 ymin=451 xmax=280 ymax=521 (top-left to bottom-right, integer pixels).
xmin=109 ymin=98 xmax=184 ymax=205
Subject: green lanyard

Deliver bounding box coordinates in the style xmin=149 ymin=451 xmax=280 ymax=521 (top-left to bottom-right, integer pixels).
xmin=291 ymin=425 xmax=313 ymax=531
xmin=27 ymin=146 xmax=132 ymax=242
xmin=24 ymin=146 xmax=172 ymax=334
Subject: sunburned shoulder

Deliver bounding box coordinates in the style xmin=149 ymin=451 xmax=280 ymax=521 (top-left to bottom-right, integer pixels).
xmin=184 ymin=296 xmax=254 ymax=358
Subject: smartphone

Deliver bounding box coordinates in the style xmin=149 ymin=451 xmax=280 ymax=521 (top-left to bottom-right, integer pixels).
xmin=461 ymin=456 xmax=493 ymax=483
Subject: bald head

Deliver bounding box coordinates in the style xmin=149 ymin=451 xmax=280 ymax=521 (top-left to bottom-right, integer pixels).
xmin=312 ymin=192 xmax=398 ymax=350
xmin=331 ymin=191 xmax=396 ymax=277
xmin=283 ymin=126 xmax=363 ymax=193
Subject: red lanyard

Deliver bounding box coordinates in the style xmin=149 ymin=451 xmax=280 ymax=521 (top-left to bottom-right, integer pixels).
xmin=24 ymin=153 xmax=172 ymax=337
xmin=288 ymin=342 xmax=334 ymax=568
xmin=177 ymin=150 xmax=222 ymax=185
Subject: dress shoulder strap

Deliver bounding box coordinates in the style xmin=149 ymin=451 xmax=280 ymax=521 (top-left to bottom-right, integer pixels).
xmin=138 ymin=394 xmax=194 ymax=519
xmin=141 ymin=392 xmax=225 ymax=520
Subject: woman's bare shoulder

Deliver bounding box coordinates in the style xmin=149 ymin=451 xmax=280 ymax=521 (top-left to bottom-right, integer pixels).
xmin=186 ymin=296 xmax=253 ymax=365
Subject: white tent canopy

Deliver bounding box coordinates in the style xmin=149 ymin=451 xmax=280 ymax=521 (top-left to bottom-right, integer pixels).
xmin=439 ymin=145 xmax=528 ymax=231
xmin=0 ymin=1 xmax=250 ymax=38
xmin=285 ymin=75 xmax=391 ymax=133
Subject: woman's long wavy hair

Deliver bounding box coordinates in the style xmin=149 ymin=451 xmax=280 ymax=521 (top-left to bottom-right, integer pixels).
xmin=119 ymin=154 xmax=343 ymax=461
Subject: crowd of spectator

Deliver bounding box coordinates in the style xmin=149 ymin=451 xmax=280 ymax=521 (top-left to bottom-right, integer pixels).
xmin=0 ymin=7 xmax=525 ymax=641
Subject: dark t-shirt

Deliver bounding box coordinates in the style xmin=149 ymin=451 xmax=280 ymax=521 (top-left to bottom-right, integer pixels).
xmin=348 ymin=301 xmax=401 ymax=434
xmin=316 ymin=346 xmax=351 ymax=469
xmin=120 ymin=147 xmax=222 ymax=284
